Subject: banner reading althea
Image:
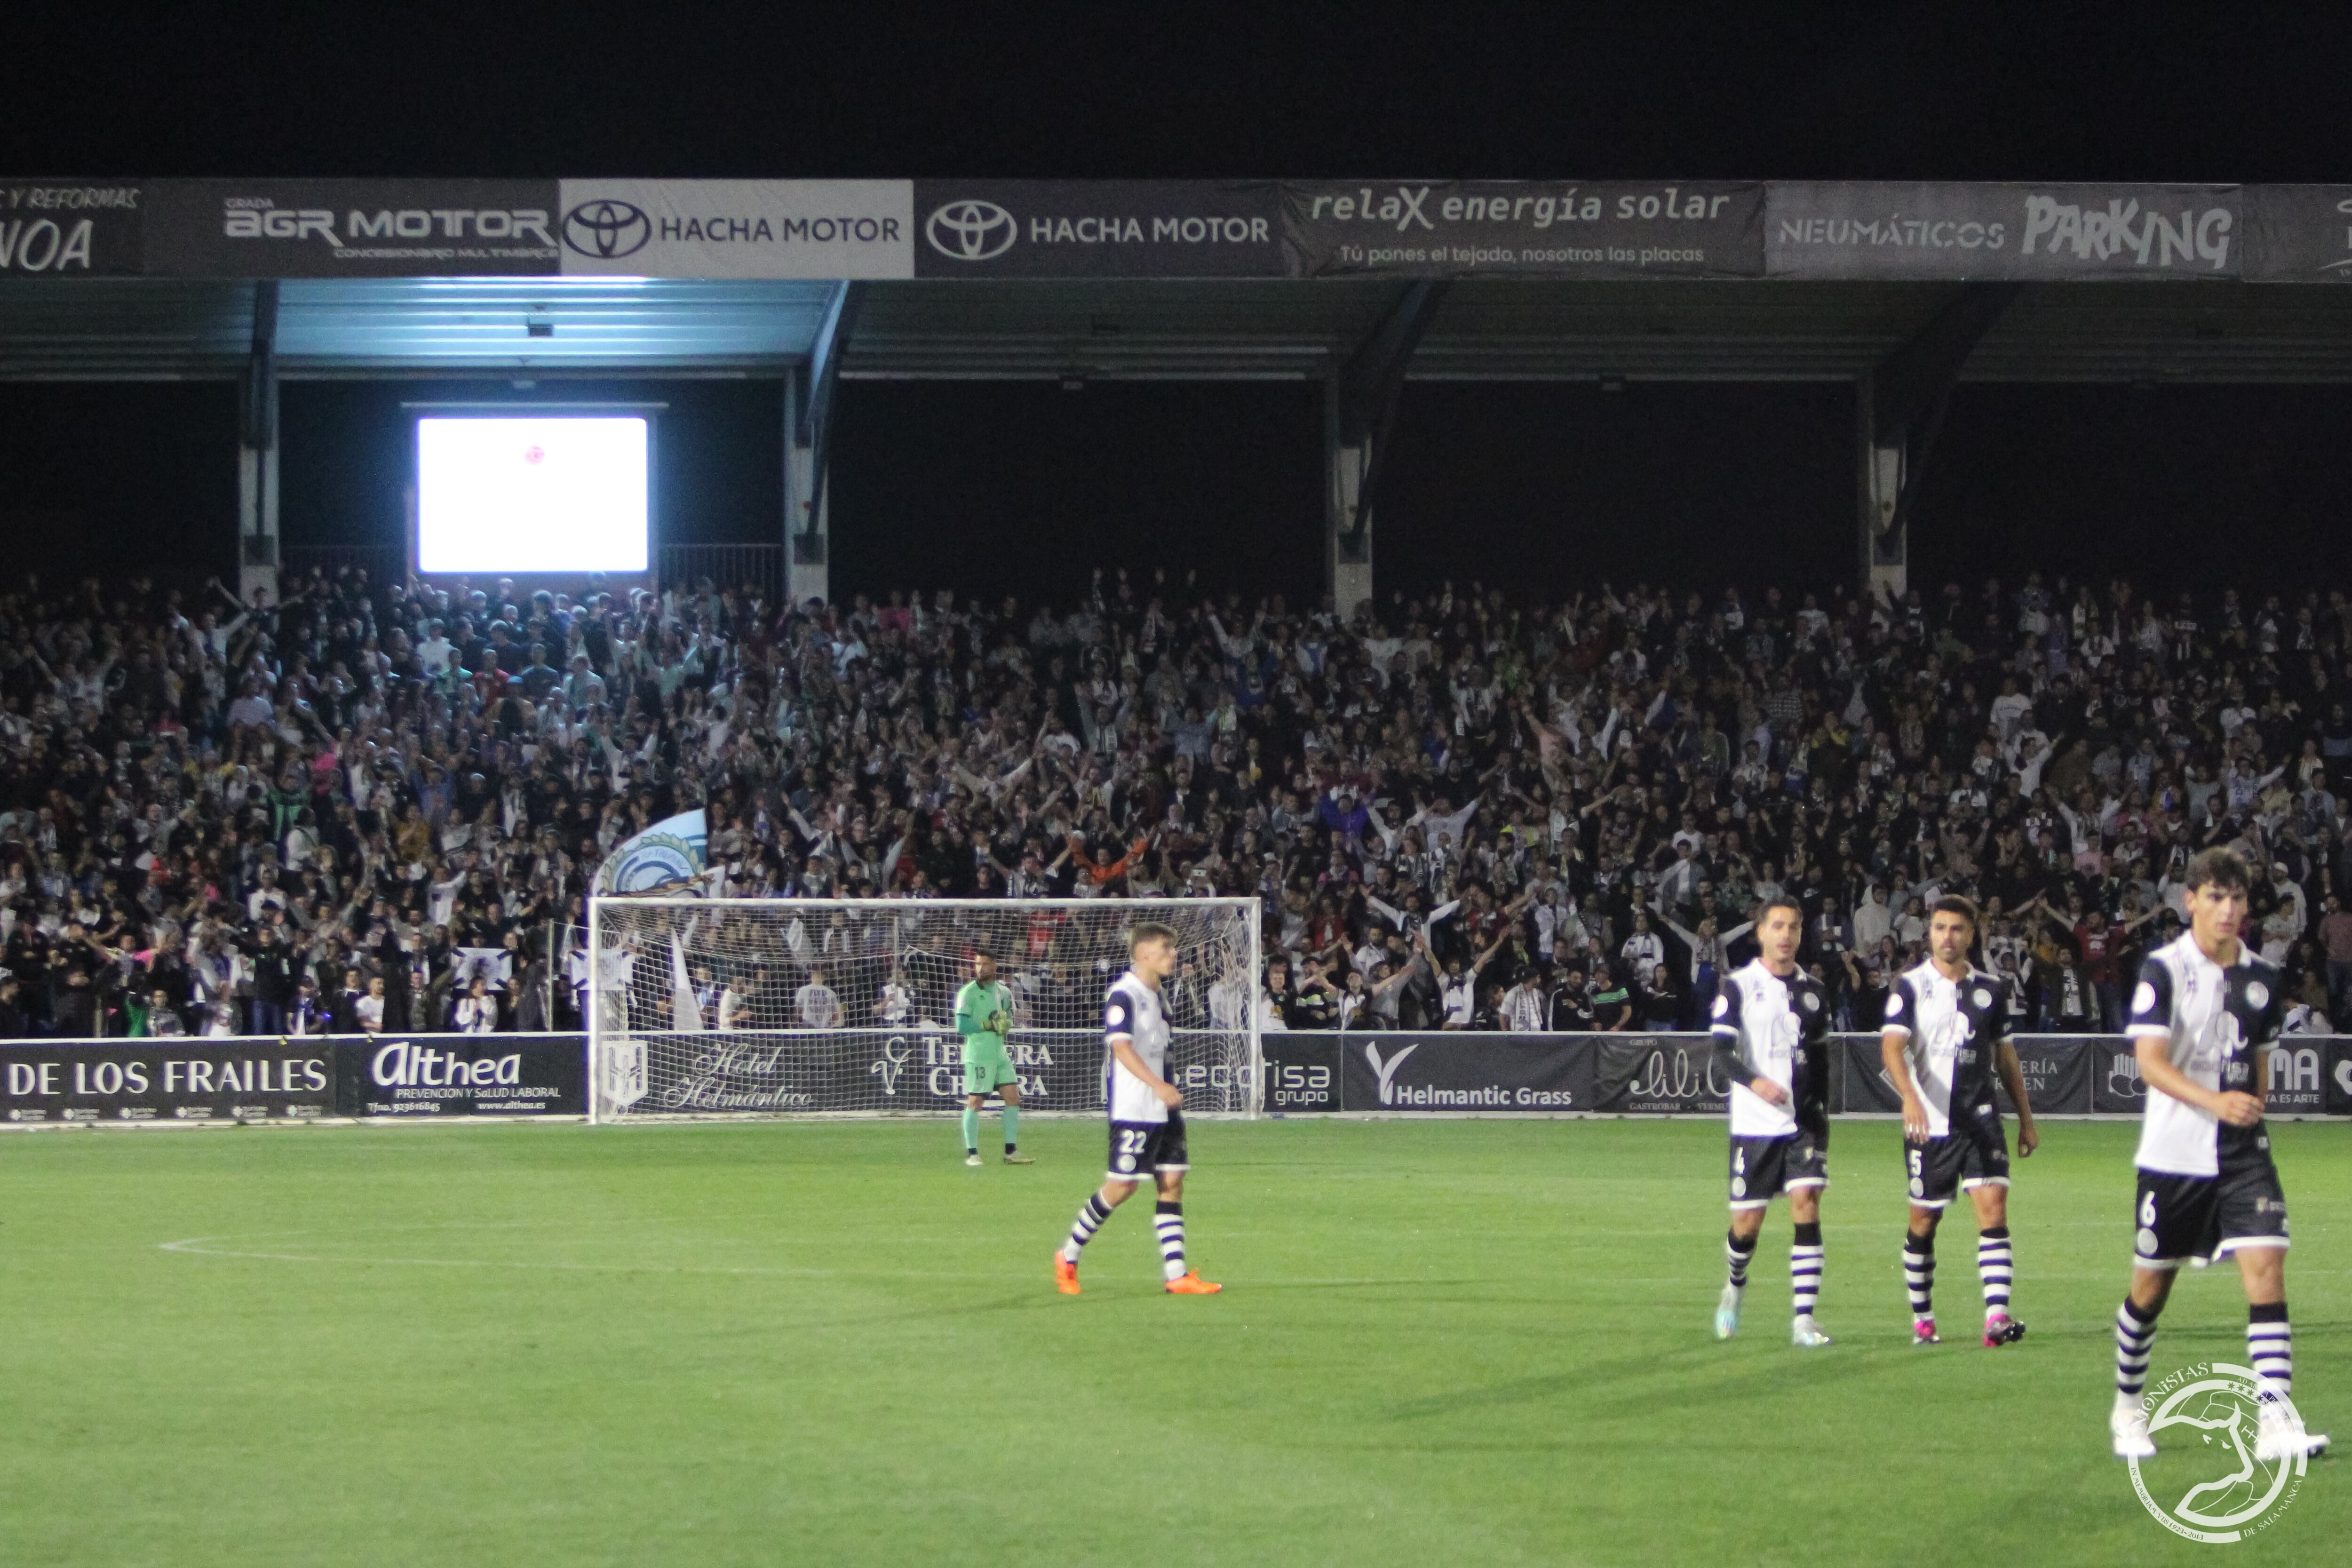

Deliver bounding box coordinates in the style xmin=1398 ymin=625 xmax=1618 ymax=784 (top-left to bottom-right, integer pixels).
xmin=1279 ymin=181 xmax=1764 ymax=278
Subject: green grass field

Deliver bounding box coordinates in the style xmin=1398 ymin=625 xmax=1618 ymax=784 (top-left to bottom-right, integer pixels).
xmin=0 ymin=1115 xmax=2342 ymax=1567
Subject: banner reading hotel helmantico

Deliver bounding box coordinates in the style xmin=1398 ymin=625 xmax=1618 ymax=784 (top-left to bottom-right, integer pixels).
xmin=1768 ymin=182 xmax=2241 ymax=279
xmin=1279 ymin=181 xmax=1764 ymax=278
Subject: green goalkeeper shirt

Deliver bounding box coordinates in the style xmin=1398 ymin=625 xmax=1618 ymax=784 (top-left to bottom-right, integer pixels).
xmin=954 ymin=980 xmax=1013 ymax=1055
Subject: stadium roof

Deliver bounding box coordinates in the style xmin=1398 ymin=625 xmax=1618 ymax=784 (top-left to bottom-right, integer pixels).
xmin=5 ymin=275 xmax=2352 ymax=384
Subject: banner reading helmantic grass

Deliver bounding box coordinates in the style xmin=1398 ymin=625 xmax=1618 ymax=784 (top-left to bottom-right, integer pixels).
xmin=1768 ymin=182 xmax=2240 ymax=279
xmin=1279 ymin=181 xmax=1764 ymax=278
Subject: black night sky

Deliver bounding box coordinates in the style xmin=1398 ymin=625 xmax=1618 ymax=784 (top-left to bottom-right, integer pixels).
xmin=7 ymin=8 xmax=2352 ymax=601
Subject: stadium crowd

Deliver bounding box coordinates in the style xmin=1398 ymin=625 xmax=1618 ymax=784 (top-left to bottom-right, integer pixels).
xmin=2 ymin=562 xmax=2352 ymax=1040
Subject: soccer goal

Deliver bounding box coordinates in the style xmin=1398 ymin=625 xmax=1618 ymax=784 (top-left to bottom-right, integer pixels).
xmin=585 ymin=897 xmax=1263 ymax=1122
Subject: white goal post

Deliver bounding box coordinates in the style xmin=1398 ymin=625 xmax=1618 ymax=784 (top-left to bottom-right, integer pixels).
xmin=586 ymin=897 xmax=1263 ymax=1122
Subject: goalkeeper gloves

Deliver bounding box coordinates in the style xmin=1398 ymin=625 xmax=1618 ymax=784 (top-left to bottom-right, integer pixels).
xmin=985 ymin=1010 xmax=1010 ymax=1035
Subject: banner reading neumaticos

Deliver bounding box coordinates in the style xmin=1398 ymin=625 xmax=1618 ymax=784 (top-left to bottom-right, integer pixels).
xmin=1766 ymin=182 xmax=2241 ymax=279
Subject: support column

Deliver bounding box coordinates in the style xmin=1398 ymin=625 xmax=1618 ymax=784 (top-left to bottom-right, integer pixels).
xmin=1324 ymin=373 xmax=1373 ymax=620
xmin=788 ymin=281 xmax=861 ymax=612
xmin=784 ymin=371 xmax=828 ymax=609
xmin=1856 ymin=372 xmax=1907 ymax=603
xmin=1327 ymin=280 xmax=1446 ymax=623
xmin=1856 ymin=282 xmax=2020 ymax=608
xmin=237 ymin=280 xmax=280 ymax=605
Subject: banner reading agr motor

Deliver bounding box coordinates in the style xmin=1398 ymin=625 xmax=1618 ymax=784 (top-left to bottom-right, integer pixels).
xmin=1279 ymin=181 xmax=1764 ymax=278
xmin=144 ymin=180 xmax=562 ymax=276
xmin=1767 ymin=182 xmax=2241 ymax=279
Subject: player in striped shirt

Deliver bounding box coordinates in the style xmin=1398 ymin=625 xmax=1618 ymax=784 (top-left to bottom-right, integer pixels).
xmin=1053 ymin=922 xmax=1221 ymax=1297
xmin=2107 ymin=848 xmax=2326 ymax=1462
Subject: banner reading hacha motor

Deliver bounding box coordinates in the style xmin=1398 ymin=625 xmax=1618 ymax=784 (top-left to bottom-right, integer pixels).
xmin=911 ymin=181 xmax=1282 ymax=278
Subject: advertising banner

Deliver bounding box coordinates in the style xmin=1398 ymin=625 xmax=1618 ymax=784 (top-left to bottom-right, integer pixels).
xmin=2242 ymin=186 xmax=2352 ymax=281
xmin=1588 ymin=1033 xmax=1732 ymax=1114
xmin=1260 ymin=1032 xmax=1342 ymax=1113
xmin=2330 ymin=1039 xmax=2352 ymax=1116
xmin=1767 ymin=182 xmax=2241 ymax=279
xmin=1333 ymin=1030 xmax=1593 ymax=1112
xmin=1279 ymin=180 xmax=1764 ymax=279
xmin=911 ymin=181 xmax=1281 ymax=278
xmin=1843 ymin=1035 xmax=2097 ymax=1115
xmin=0 ymin=181 xmax=145 ymax=275
xmin=2262 ymin=1036 xmax=2334 ymax=1116
xmin=341 ymin=1034 xmax=585 ymax=1118
xmin=0 ymin=1039 xmax=333 ymax=1122
xmin=557 ymin=180 xmax=912 ymax=279
xmin=609 ymin=1027 xmax=1247 ymax=1116
xmin=144 ymin=179 xmax=561 ymax=277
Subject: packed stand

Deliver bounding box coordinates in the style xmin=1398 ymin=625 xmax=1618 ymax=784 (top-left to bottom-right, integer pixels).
xmin=0 ymin=564 xmax=2348 ymax=1040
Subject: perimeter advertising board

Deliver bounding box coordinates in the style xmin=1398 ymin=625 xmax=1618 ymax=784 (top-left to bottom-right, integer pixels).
xmin=144 ymin=180 xmax=561 ymax=276
xmin=911 ymin=181 xmax=1282 ymax=278
xmin=556 ymin=180 xmax=912 ymax=279
xmin=1767 ymin=182 xmax=2241 ymax=279
xmin=2242 ymin=186 xmax=2352 ymax=281
xmin=341 ymin=1034 xmax=586 ymax=1117
xmin=1278 ymin=180 xmax=1764 ymax=278
xmin=0 ymin=181 xmax=145 ymax=275
xmin=0 ymin=1039 xmax=334 ymax=1122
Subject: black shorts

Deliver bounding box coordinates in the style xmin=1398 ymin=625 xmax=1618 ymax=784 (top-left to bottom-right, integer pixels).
xmin=2134 ymin=1151 xmax=2289 ymax=1270
xmin=1906 ymin=1113 xmax=2010 ymax=1207
xmin=1107 ymin=1112 xmax=1188 ymax=1182
xmin=1729 ymin=1132 xmax=1828 ymax=1209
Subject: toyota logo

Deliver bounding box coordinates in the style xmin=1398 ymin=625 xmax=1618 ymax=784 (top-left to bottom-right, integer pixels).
xmin=563 ymin=199 xmax=651 ymax=259
xmin=925 ymin=199 xmax=1017 ymax=262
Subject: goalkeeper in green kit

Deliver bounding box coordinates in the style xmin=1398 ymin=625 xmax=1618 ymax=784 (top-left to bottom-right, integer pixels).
xmin=956 ymin=951 xmax=1032 ymax=1166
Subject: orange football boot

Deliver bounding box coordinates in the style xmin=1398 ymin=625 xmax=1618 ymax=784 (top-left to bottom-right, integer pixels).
xmin=1163 ymin=1271 xmax=1222 ymax=1294
xmin=1054 ymin=1254 xmax=1081 ymax=1295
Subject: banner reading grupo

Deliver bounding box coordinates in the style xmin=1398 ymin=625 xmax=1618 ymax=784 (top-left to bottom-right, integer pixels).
xmin=0 ymin=1038 xmax=333 ymax=1122
xmin=1768 ymin=182 xmax=2241 ymax=279
xmin=1279 ymin=180 xmax=1763 ymax=279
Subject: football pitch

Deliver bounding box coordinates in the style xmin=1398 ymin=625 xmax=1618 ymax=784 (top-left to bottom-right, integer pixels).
xmin=0 ymin=1116 xmax=2342 ymax=1567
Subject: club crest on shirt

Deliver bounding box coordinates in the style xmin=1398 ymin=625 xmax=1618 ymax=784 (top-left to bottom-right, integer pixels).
xmin=1971 ymin=987 xmax=1994 ymax=1011
xmin=1799 ymin=992 xmax=1820 ymax=1013
xmin=2246 ymin=980 xmax=2270 ymax=1010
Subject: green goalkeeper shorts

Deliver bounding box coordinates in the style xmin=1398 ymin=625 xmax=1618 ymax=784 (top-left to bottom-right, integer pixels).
xmin=962 ymin=1041 xmax=1018 ymax=1097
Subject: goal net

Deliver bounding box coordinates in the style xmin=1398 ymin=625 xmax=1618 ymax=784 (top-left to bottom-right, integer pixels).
xmin=586 ymin=897 xmax=1262 ymax=1122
